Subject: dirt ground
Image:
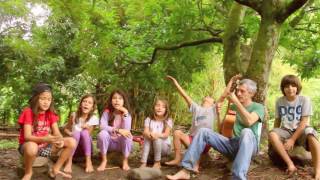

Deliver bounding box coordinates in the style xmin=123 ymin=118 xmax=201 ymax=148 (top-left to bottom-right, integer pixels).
xmin=0 ymin=144 xmax=316 ymax=180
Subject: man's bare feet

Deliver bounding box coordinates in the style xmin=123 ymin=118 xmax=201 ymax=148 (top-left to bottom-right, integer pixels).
xmin=165 ymin=158 xmax=181 ymax=166
xmin=97 ymin=160 xmax=107 ymax=171
xmin=166 ymin=169 xmax=191 ymax=180
xmin=21 ymin=173 xmax=32 ymax=180
xmin=153 ymin=161 xmax=161 ymax=169
xmin=193 ymin=163 xmax=200 ymax=174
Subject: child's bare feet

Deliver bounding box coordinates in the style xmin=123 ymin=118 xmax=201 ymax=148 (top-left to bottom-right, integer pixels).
xmin=152 ymin=161 xmax=161 ymax=169
xmin=85 ymin=161 xmax=94 ymax=173
xmin=21 ymin=173 xmax=32 ymax=180
xmin=122 ymin=158 xmax=130 ymax=171
xmin=97 ymin=160 xmax=107 ymax=171
xmin=49 ymin=167 xmax=72 ymax=179
xmin=63 ymin=161 xmax=72 ymax=174
xmin=140 ymin=163 xmax=147 ymax=168
xmin=166 ymin=169 xmax=191 ymax=180
xmin=315 ymin=170 xmax=320 ymax=180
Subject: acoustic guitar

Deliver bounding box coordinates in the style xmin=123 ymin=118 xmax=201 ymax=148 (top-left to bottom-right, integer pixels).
xmin=220 ymin=102 xmax=236 ymax=138
xmin=219 ymin=78 xmax=238 ymax=138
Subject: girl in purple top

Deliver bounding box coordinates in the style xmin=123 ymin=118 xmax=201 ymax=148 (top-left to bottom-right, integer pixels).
xmin=97 ymin=90 xmax=133 ymax=171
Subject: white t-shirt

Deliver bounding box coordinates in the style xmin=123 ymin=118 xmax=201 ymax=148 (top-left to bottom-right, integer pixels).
xmin=189 ymin=102 xmax=216 ymax=136
xmin=72 ymin=113 xmax=99 ymax=132
xmin=144 ymin=117 xmax=173 ymax=145
xmin=275 ymin=95 xmax=312 ymax=131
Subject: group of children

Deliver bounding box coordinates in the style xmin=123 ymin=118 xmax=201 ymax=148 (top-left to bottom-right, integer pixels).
xmin=18 ymin=74 xmax=320 ymax=180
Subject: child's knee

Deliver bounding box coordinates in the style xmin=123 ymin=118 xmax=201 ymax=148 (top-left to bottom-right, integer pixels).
xmin=268 ymin=131 xmax=278 ymax=140
xmin=64 ymin=137 xmax=77 ymax=149
xmin=23 ymin=142 xmax=38 ymax=156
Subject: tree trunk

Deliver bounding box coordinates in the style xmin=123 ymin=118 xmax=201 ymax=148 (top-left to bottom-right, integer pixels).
xmin=223 ymin=2 xmax=246 ymax=83
xmin=245 ymin=18 xmax=282 ymax=104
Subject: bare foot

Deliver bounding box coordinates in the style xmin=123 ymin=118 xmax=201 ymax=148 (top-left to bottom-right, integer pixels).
xmin=21 ymin=173 xmax=32 ymax=180
xmin=315 ymin=171 xmax=320 ymax=180
xmin=165 ymin=159 xmax=181 ymax=166
xmin=193 ymin=163 xmax=200 ymax=174
xmin=122 ymin=158 xmax=130 ymax=171
xmin=166 ymin=169 xmax=191 ymax=180
xmin=63 ymin=162 xmax=72 ymax=174
xmin=85 ymin=161 xmax=94 ymax=173
xmin=49 ymin=168 xmax=72 ymax=179
xmin=122 ymin=162 xmax=130 ymax=171
xmin=97 ymin=160 xmax=107 ymax=172
xmin=153 ymin=161 xmax=161 ymax=169
xmin=140 ymin=163 xmax=147 ymax=168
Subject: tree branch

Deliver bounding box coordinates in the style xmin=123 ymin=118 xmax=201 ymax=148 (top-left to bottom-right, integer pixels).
xmin=191 ymin=27 xmax=223 ymax=36
xmin=277 ymin=0 xmax=309 ymax=23
xmin=127 ymin=37 xmax=223 ymax=65
xmin=234 ymin=0 xmax=262 ymax=14
xmin=293 ymin=27 xmax=318 ymax=34
xmin=288 ymin=0 xmax=314 ymax=27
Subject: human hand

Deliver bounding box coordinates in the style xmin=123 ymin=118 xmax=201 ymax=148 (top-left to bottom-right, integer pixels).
xmin=150 ymin=132 xmax=161 ymax=140
xmin=53 ymin=140 xmax=64 ymax=148
xmin=115 ymin=106 xmax=129 ymax=115
xmin=225 ymin=74 xmax=242 ymax=95
xmin=144 ymin=131 xmax=152 ymax=139
xmin=118 ymin=129 xmax=132 ymax=138
xmin=227 ymin=92 xmax=237 ymax=103
xmin=284 ymin=138 xmax=295 ymax=151
xmin=81 ymin=124 xmax=90 ymax=129
xmin=44 ymin=135 xmax=62 ymax=143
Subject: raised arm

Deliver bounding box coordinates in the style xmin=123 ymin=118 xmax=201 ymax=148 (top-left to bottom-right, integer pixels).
xmin=166 ymin=75 xmax=193 ymax=107
xmin=217 ymin=74 xmax=242 ymax=103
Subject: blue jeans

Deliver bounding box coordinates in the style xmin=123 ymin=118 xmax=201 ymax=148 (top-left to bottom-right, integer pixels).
xmin=181 ymin=128 xmax=258 ymax=180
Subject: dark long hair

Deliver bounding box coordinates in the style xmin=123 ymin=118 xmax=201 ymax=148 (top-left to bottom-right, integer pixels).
xmin=104 ymin=90 xmax=131 ymax=126
xmin=74 ymin=94 xmax=97 ymax=124
xmin=29 ymin=92 xmax=55 ymax=131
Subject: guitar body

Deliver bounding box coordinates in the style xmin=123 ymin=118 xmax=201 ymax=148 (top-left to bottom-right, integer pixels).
xmin=220 ymin=110 xmax=236 ymax=138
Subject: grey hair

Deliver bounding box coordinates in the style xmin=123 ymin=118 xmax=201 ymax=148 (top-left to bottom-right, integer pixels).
xmin=239 ymin=79 xmax=257 ymax=94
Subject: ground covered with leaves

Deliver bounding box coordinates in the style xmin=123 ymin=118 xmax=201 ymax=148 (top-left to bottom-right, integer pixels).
xmin=0 ymin=138 xmax=316 ymax=180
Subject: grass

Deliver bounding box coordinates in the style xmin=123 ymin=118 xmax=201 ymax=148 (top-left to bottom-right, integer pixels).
xmin=0 ymin=139 xmax=18 ymax=150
